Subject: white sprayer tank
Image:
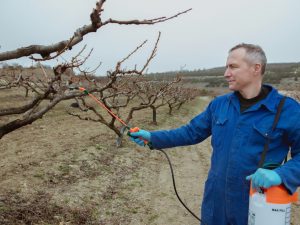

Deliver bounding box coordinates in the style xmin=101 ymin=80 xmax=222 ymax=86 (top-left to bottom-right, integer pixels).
xmin=248 ymin=185 xmax=298 ymax=225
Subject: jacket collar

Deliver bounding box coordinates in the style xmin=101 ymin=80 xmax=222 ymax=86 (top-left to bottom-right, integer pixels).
xmin=227 ymin=84 xmax=282 ymax=113
xmin=258 ymin=84 xmax=282 ymax=113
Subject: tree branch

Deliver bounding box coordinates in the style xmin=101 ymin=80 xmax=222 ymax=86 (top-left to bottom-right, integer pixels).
xmin=0 ymin=3 xmax=191 ymax=62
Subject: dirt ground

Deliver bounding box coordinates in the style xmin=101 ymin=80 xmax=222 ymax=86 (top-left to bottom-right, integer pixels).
xmin=0 ymin=94 xmax=299 ymax=225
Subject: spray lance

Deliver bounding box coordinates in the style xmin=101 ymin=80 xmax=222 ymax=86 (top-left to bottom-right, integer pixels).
xmin=72 ymin=87 xmax=202 ymax=223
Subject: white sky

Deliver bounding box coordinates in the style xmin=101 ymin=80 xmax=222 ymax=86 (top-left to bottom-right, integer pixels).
xmin=1 ymin=0 xmax=300 ymax=74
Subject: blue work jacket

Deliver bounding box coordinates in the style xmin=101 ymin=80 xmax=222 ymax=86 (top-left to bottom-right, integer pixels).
xmin=150 ymin=85 xmax=300 ymax=225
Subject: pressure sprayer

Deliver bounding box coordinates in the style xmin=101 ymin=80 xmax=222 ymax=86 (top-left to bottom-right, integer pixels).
xmin=72 ymin=87 xmax=202 ymax=223
xmin=248 ymin=96 xmax=299 ymax=225
xmin=248 ymin=183 xmax=298 ymax=225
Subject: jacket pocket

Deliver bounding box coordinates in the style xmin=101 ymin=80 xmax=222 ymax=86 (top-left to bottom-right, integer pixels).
xmin=252 ymin=124 xmax=283 ymax=144
xmin=248 ymin=124 xmax=284 ymax=162
xmin=211 ymin=117 xmax=228 ymax=148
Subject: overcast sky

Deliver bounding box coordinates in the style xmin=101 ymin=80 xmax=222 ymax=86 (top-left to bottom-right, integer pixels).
xmin=1 ymin=0 xmax=300 ymax=74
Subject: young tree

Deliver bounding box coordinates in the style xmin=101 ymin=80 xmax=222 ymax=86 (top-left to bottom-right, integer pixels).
xmin=133 ymin=77 xmax=181 ymax=125
xmin=167 ymin=86 xmax=202 ymax=115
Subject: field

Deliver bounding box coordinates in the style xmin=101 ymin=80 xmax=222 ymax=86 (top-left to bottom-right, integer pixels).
xmin=0 ymin=90 xmax=299 ymax=224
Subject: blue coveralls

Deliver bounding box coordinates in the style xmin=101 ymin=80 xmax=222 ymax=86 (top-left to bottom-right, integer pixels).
xmin=150 ymin=85 xmax=300 ymax=225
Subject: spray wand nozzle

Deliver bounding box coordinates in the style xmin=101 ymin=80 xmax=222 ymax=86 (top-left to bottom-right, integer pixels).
xmin=69 ymin=86 xmax=89 ymax=95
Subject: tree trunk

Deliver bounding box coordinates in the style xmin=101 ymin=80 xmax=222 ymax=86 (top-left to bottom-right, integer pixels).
xmin=177 ymin=102 xmax=184 ymax=110
xmin=151 ymin=106 xmax=158 ymax=125
xmin=168 ymin=104 xmax=173 ymax=115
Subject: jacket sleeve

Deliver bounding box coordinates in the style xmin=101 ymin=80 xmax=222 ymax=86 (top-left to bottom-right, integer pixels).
xmin=274 ymin=110 xmax=300 ymax=194
xmin=150 ymin=102 xmax=213 ymax=149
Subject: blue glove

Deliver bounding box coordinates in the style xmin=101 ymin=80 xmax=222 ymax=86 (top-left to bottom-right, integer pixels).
xmin=129 ymin=129 xmax=151 ymax=147
xmin=246 ymin=168 xmax=282 ymax=189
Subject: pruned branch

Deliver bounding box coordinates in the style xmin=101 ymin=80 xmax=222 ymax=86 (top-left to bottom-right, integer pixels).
xmin=29 ymin=36 xmax=76 ymax=61
xmin=102 ymin=8 xmax=192 ymax=25
xmin=0 ymin=0 xmax=191 ymax=62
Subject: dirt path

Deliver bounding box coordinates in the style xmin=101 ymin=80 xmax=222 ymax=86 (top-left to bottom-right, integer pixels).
xmin=148 ymin=143 xmax=211 ymax=225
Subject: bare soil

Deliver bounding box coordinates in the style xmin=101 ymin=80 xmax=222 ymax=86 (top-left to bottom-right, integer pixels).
xmin=0 ymin=95 xmax=299 ymax=225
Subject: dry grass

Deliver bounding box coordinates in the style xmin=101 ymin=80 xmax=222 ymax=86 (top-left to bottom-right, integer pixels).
xmin=0 ymin=190 xmax=97 ymax=225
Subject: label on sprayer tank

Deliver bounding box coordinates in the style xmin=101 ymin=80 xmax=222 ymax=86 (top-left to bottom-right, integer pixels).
xmin=248 ymin=192 xmax=291 ymax=225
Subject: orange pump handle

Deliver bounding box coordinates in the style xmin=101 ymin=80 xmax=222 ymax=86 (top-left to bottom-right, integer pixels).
xmin=129 ymin=127 xmax=149 ymax=145
xmin=130 ymin=127 xmax=140 ymax=133
xmin=250 ymin=184 xmax=298 ymax=204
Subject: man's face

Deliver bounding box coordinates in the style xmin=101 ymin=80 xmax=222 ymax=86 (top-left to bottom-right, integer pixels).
xmin=224 ymin=48 xmax=259 ymax=91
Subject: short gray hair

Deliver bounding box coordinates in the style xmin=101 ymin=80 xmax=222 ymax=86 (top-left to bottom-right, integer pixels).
xmin=229 ymin=43 xmax=267 ymax=75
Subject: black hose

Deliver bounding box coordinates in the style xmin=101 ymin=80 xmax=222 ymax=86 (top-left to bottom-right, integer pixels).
xmin=154 ymin=148 xmax=202 ymax=223
xmin=128 ymin=131 xmax=203 ymax=223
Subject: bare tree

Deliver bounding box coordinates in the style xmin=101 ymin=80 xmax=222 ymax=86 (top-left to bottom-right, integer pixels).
xmin=0 ymin=1 xmax=190 ymax=139
xmin=0 ymin=54 xmax=88 ymax=138
xmin=167 ymin=86 xmax=202 ymax=115
xmin=66 ymin=34 xmax=185 ymax=146
xmin=133 ymin=78 xmax=181 ymax=125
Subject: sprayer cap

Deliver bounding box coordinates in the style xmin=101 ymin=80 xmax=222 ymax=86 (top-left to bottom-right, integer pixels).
xmin=250 ymin=184 xmax=298 ymax=204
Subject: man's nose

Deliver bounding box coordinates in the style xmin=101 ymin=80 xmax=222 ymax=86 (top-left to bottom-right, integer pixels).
xmin=224 ymin=68 xmax=231 ymax=77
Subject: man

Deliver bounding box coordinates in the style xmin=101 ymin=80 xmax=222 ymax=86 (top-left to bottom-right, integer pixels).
xmin=130 ymin=43 xmax=300 ymax=225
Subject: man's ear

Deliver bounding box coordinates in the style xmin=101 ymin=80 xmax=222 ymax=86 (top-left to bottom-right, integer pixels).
xmin=254 ymin=63 xmax=262 ymax=75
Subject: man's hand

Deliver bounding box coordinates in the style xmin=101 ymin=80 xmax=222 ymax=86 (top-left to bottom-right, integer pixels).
xmin=129 ymin=129 xmax=151 ymax=146
xmin=246 ymin=168 xmax=282 ymax=189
